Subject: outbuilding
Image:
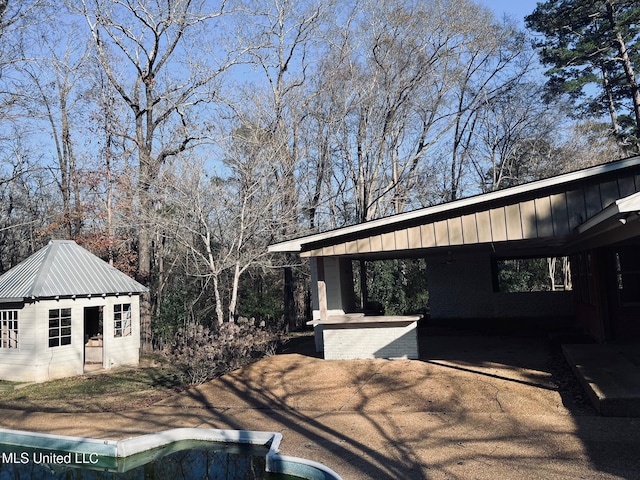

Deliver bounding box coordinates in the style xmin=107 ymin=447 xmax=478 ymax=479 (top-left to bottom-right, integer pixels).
xmin=0 ymin=240 xmax=148 ymax=382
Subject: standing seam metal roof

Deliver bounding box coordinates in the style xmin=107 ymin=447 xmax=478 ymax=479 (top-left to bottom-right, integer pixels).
xmin=0 ymin=240 xmax=148 ymax=301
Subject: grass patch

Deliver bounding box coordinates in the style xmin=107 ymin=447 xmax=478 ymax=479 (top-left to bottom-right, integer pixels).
xmin=0 ymin=364 xmax=185 ymax=413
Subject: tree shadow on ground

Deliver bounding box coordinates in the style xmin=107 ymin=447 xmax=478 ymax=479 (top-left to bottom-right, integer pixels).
xmin=3 ymin=329 xmax=640 ymax=479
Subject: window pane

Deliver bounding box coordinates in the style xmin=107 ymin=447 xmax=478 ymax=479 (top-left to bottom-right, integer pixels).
xmin=48 ymin=308 xmax=71 ymax=347
xmin=0 ymin=310 xmax=18 ymax=349
xmin=114 ymin=304 xmax=132 ymax=337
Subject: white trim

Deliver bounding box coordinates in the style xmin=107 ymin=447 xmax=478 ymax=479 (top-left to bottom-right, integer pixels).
xmin=577 ymin=191 xmax=640 ymax=233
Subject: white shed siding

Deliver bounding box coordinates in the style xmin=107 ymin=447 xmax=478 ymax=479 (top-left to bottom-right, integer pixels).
xmin=103 ymin=295 xmax=140 ymax=368
xmin=34 ymin=298 xmax=84 ymax=382
xmin=0 ymin=295 xmax=141 ymax=382
xmin=0 ymin=303 xmax=37 ymax=382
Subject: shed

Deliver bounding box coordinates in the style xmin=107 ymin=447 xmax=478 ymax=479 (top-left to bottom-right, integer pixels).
xmin=0 ymin=240 xmax=148 ymax=382
xmin=269 ymin=155 xmax=640 ymax=357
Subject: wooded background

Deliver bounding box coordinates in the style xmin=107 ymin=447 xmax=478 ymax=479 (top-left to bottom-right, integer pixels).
xmin=0 ymin=0 xmax=637 ymax=350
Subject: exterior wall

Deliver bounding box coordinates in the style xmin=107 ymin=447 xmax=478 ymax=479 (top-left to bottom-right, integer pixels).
xmin=33 ymin=298 xmax=85 ymax=382
xmin=571 ymin=245 xmax=640 ymax=343
xmin=570 ymin=251 xmax=606 ymax=342
xmin=427 ymin=253 xmax=494 ymax=318
xmin=102 ymin=295 xmax=141 ymax=368
xmin=322 ymin=321 xmax=419 ymax=360
xmin=0 ymin=302 xmax=37 ymax=382
xmin=427 ymin=252 xmax=575 ymax=320
xmin=0 ymin=295 xmax=141 ymax=383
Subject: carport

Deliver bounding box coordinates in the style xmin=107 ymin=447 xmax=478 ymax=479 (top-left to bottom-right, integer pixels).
xmin=269 ymin=156 xmax=640 ymax=357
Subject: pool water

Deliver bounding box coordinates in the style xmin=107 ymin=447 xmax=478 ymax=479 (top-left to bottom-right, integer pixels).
xmin=0 ymin=441 xmax=305 ymax=480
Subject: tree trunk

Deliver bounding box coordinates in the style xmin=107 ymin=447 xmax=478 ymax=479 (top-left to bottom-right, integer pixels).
xmin=602 ymin=67 xmax=621 ymax=137
xmin=228 ymin=261 xmax=241 ymax=323
xmin=284 ymin=264 xmax=295 ymax=331
xmin=137 ymin=148 xmax=154 ymax=351
xmin=359 ymin=260 xmax=368 ymax=308
xmin=607 ymin=2 xmax=640 ymax=144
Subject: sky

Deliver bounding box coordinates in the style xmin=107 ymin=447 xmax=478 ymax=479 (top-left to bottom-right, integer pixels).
xmin=480 ymin=0 xmax=541 ymax=26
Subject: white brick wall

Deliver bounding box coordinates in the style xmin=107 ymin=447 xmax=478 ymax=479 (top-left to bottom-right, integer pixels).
xmin=322 ymin=321 xmax=419 ymax=360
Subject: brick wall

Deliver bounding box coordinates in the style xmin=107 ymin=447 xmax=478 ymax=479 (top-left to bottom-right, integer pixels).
xmin=322 ymin=322 xmax=419 ymax=360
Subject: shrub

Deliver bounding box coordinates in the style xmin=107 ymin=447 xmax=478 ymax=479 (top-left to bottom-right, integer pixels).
xmin=164 ymin=318 xmax=279 ymax=385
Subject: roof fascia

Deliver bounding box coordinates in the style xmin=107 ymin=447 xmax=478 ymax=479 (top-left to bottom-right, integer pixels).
xmin=577 ymin=191 xmax=640 ymax=234
xmin=0 ymin=298 xmax=25 ymax=304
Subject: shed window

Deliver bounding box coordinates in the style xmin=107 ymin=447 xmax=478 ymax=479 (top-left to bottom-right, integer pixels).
xmin=0 ymin=310 xmax=18 ymax=349
xmin=49 ymin=308 xmax=72 ymax=347
xmin=114 ymin=303 xmax=131 ymax=337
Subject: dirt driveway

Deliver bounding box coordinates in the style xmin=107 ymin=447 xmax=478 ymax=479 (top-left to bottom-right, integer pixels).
xmin=2 ymin=332 xmax=640 ymax=479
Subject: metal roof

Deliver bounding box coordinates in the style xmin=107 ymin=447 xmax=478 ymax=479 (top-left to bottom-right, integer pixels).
xmin=0 ymin=240 xmax=148 ymax=301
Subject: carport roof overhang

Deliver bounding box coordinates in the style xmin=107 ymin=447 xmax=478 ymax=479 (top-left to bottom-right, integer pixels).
xmin=306 ymin=237 xmax=576 ymax=262
xmin=268 ymin=156 xmax=640 ymax=258
xmin=569 ymin=191 xmax=640 ymax=250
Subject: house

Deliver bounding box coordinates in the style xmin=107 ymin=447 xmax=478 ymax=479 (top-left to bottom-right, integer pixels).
xmin=0 ymin=240 xmax=148 ymax=382
xmin=269 ymin=155 xmax=640 ymax=356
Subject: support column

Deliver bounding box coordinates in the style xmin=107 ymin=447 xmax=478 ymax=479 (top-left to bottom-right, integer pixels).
xmin=359 ymin=259 xmax=368 ymax=309
xmin=316 ymin=257 xmax=328 ymax=322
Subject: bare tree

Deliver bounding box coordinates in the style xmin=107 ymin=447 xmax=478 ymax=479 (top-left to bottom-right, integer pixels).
xmin=234 ymin=0 xmax=333 ymax=329
xmin=0 ymin=0 xmax=48 ymax=129
xmin=439 ymin=13 xmax=533 ymax=202
xmin=310 ymin=0 xmax=524 ymax=223
xmin=0 ymin=136 xmax=55 ymax=270
xmin=471 ymin=82 xmax=560 ymax=192
xmin=168 ymin=129 xmax=285 ymax=325
xmin=78 ymin=0 xmax=241 ymax=349
xmin=17 ymin=18 xmax=90 ymax=238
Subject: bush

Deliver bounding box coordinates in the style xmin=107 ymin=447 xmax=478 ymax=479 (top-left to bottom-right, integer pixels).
xmin=164 ymin=318 xmax=279 ymax=385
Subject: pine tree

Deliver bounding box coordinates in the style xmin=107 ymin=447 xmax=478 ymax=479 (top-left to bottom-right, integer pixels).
xmin=525 ymin=0 xmax=640 ymax=149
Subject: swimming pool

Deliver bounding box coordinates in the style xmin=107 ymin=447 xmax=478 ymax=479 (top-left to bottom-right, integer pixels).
xmin=0 ymin=427 xmax=342 ymax=480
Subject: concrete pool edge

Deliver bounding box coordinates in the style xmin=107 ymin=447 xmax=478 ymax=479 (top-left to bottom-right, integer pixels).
xmin=0 ymin=427 xmax=343 ymax=480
